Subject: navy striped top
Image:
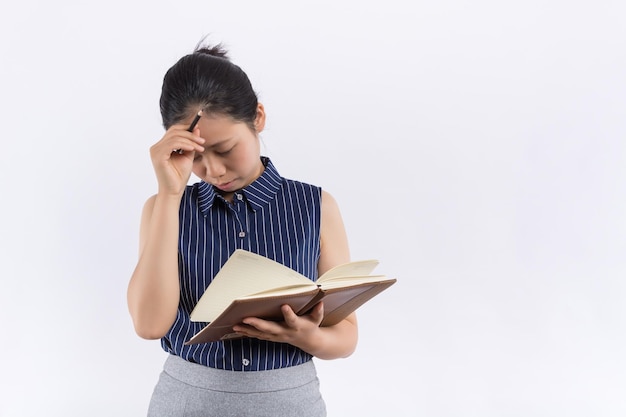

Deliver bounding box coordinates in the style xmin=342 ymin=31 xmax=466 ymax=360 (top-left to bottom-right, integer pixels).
xmin=160 ymin=157 xmax=322 ymax=371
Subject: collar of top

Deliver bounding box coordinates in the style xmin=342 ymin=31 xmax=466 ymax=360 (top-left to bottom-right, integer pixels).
xmin=196 ymin=156 xmax=282 ymax=215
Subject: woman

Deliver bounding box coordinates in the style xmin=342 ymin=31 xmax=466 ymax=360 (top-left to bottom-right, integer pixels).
xmin=128 ymin=42 xmax=357 ymax=416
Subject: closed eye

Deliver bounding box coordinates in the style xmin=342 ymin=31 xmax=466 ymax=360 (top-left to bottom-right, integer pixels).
xmin=216 ymin=147 xmax=233 ymax=156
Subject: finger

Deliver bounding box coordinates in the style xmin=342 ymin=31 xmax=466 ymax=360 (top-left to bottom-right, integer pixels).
xmin=152 ymin=134 xmax=203 ymax=157
xmin=162 ymin=125 xmax=204 ymax=143
xmin=172 ymin=132 xmax=205 ymax=155
xmin=308 ymin=302 xmax=324 ymax=325
xmin=281 ymin=304 xmax=299 ymax=327
xmin=156 ymin=135 xmax=203 ymax=155
xmin=236 ymin=320 xmax=280 ymax=338
xmin=240 ymin=318 xmax=274 ymax=333
xmin=232 ymin=323 xmax=257 ymax=334
xmin=170 ymin=142 xmax=204 ymax=156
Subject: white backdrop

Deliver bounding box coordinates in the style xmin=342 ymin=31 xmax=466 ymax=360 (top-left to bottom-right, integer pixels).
xmin=1 ymin=1 xmax=625 ymax=416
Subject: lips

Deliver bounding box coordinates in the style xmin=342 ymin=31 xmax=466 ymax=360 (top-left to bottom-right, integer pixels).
xmin=215 ymin=181 xmax=234 ymax=191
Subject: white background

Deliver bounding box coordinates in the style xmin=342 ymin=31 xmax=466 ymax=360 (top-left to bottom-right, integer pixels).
xmin=1 ymin=1 xmax=625 ymax=416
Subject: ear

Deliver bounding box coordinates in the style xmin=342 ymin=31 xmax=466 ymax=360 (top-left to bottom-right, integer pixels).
xmin=254 ymin=103 xmax=266 ymax=133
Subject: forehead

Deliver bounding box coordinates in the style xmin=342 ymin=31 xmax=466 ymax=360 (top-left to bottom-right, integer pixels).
xmin=181 ymin=110 xmax=231 ymax=126
xmin=187 ymin=113 xmax=251 ymax=143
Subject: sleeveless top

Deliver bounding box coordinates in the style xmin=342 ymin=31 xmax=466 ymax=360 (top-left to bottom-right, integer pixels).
xmin=160 ymin=157 xmax=322 ymax=371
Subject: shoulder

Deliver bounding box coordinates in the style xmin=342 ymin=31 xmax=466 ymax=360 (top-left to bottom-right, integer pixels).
xmin=319 ymin=189 xmax=350 ymax=272
xmin=321 ymin=189 xmax=339 ymax=211
xmin=320 ymin=190 xmax=343 ymax=223
xmin=280 ymin=177 xmax=323 ymax=200
xmin=267 ymin=158 xmax=319 ymax=191
xmin=281 ymin=176 xmax=320 ymax=190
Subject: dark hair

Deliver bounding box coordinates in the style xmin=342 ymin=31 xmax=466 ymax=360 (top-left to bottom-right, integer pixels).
xmin=159 ymin=42 xmax=259 ymax=130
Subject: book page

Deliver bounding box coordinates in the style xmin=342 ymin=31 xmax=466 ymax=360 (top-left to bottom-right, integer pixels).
xmin=190 ymin=250 xmax=316 ymax=322
xmin=317 ymin=259 xmax=380 ymax=282
xmin=318 ymin=274 xmax=390 ymax=289
xmin=239 ymin=285 xmax=319 ymax=299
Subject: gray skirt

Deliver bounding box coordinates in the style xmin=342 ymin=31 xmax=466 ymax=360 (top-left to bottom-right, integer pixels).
xmin=147 ymin=354 xmax=327 ymax=417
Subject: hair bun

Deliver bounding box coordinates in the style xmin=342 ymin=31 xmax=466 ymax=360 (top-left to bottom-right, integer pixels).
xmin=194 ymin=41 xmax=229 ymax=60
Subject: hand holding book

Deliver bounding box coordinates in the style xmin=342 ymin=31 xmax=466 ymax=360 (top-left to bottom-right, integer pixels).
xmin=185 ymin=249 xmax=397 ymax=345
xmin=231 ymin=299 xmax=326 ymax=342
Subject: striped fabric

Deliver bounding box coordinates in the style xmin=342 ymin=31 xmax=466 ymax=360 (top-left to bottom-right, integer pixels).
xmin=160 ymin=157 xmax=322 ymax=371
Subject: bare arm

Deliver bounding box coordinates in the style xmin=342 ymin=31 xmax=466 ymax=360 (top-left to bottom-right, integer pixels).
xmin=127 ymin=122 xmax=205 ymax=339
xmin=303 ymin=189 xmax=358 ymax=359
xmin=234 ymin=190 xmax=358 ymax=359
xmin=127 ymin=193 xmax=182 ymax=339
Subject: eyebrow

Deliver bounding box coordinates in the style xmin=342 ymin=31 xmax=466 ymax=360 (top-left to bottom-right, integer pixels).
xmin=205 ymin=136 xmax=236 ymax=149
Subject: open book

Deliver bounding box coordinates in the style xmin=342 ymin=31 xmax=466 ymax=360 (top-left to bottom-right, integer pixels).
xmin=185 ymin=249 xmax=396 ymax=345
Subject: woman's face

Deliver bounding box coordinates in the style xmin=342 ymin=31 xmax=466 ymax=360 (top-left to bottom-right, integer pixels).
xmin=188 ymin=105 xmax=266 ymax=199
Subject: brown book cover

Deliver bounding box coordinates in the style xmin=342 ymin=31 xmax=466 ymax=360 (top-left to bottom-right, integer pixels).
xmin=184 ymin=250 xmax=396 ymax=345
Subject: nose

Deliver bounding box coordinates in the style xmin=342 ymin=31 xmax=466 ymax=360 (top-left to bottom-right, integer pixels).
xmin=203 ymin=154 xmax=227 ymax=179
